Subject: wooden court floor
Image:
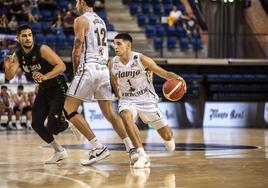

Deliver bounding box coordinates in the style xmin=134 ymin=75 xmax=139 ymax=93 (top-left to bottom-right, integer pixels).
xmin=0 ymin=128 xmax=267 ymax=188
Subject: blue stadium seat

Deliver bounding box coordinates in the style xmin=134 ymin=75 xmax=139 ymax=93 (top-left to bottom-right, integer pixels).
xmin=56 ymin=33 xmax=67 ymax=47
xmin=192 ymin=37 xmax=202 ymax=50
xmin=153 ymin=37 xmax=163 ymax=50
xmin=30 ymin=22 xmax=42 ymax=33
xmin=59 ymin=0 xmax=68 ymax=9
xmin=178 ymin=4 xmax=185 ymax=12
xmin=35 ymin=33 xmax=45 ymax=44
xmin=142 ymin=4 xmax=150 ymax=14
xmin=155 ymin=25 xmax=165 ymax=37
xmin=164 ymin=4 xmax=173 ymax=16
xmin=137 ymin=14 xmax=147 ymax=26
xmin=166 ymin=26 xmax=176 ymax=36
xmin=129 ymin=3 xmax=139 ymax=15
xmin=41 ymin=10 xmax=53 ymax=21
xmin=145 ymin=25 xmax=155 ymax=37
xmin=106 ymin=23 xmax=115 ymax=31
xmin=176 ymin=25 xmax=186 ymax=38
xmin=41 ymin=21 xmax=52 ymax=33
xmin=153 ymin=3 xmax=162 ymax=15
xmin=148 ymin=14 xmax=158 ymax=25
xmin=167 ymin=37 xmax=177 ymax=49
xmin=45 ymin=34 xmax=56 ymax=48
xmin=67 ymin=34 xmax=74 ymax=45
xmin=179 ymin=37 xmax=189 ymax=50
xmin=97 ymin=11 xmax=107 ymax=22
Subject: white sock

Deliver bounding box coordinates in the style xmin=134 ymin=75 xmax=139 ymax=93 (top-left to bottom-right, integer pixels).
xmin=123 ymin=137 xmax=134 ymax=152
xmin=16 ymin=120 xmax=20 ymax=125
xmin=137 ymin=147 xmax=147 ymax=157
xmin=89 ymin=137 xmax=103 ymax=149
xmin=49 ymin=139 xmax=64 ymax=152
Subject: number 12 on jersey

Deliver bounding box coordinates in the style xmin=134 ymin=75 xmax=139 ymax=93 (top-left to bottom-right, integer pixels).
xmin=94 ymin=28 xmax=107 ymax=46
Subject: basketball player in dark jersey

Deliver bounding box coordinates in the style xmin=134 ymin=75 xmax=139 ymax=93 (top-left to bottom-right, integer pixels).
xmin=3 ymin=25 xmax=69 ymax=164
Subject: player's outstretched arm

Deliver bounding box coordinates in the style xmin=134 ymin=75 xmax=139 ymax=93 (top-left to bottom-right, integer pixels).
xmin=140 ymin=54 xmax=187 ymax=90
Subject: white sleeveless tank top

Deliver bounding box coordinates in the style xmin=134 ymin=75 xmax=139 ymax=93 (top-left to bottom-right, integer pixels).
xmin=111 ymin=52 xmax=159 ymax=103
xmin=80 ymin=12 xmax=108 ymax=65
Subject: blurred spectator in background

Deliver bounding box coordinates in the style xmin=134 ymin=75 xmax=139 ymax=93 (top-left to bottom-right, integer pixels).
xmin=24 ymin=91 xmax=34 ymax=129
xmin=8 ymin=15 xmax=19 ymax=33
xmin=0 ymin=13 xmax=9 ymax=33
xmin=94 ymin=0 xmax=105 ymax=12
xmin=63 ymin=10 xmax=75 ymax=34
xmin=9 ymin=0 xmax=23 ymax=21
xmin=52 ymin=11 xmax=64 ymax=35
xmin=167 ymin=5 xmax=182 ymax=27
xmin=22 ymin=0 xmax=37 ymax=22
xmin=183 ymin=14 xmax=200 ymax=39
xmin=9 ymin=67 xmax=29 ymax=84
xmin=0 ymin=85 xmax=14 ymax=130
xmin=12 ymin=84 xmax=27 ymax=130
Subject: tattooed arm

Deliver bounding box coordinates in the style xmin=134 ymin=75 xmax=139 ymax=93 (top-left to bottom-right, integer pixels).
xmin=72 ymin=16 xmax=89 ymax=74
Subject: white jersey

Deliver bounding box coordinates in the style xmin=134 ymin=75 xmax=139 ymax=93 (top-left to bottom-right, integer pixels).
xmin=80 ymin=12 xmax=108 ymax=65
xmin=111 ymin=52 xmax=159 ymax=103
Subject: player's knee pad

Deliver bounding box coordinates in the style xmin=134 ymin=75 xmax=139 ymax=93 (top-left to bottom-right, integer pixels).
xmin=150 ymin=118 xmax=168 ymax=130
xmin=63 ymin=109 xmax=78 ymax=120
xmin=47 ymin=114 xmax=68 ymax=135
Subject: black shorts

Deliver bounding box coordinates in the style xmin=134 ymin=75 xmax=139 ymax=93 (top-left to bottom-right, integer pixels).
xmin=13 ymin=106 xmax=32 ymax=114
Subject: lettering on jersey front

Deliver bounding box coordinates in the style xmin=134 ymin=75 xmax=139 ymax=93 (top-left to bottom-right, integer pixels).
xmin=122 ymin=87 xmax=149 ymax=97
xmin=29 ymin=64 xmax=42 ymax=72
xmin=116 ymin=70 xmax=141 ymax=78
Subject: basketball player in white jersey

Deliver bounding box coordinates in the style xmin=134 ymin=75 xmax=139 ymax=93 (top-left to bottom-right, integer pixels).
xmin=109 ymin=33 xmax=187 ymax=168
xmin=63 ymin=0 xmax=136 ymax=165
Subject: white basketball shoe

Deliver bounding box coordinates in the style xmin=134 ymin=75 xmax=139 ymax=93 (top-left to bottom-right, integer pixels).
xmin=164 ymin=138 xmax=176 ymax=151
xmin=44 ymin=149 xmax=68 ymax=164
xmin=81 ymin=146 xmax=110 ymax=166
xmin=129 ymin=148 xmax=139 ymax=166
xmin=133 ymin=155 xmax=150 ymax=169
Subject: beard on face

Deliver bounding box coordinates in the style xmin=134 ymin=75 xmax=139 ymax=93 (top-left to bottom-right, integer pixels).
xmin=22 ymin=43 xmax=33 ymax=49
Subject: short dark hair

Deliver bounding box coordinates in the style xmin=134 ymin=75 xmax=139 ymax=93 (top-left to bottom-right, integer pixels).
xmin=1 ymin=85 xmax=7 ymax=89
xmin=18 ymin=85 xmax=24 ymax=90
xmin=17 ymin=25 xmax=33 ymax=35
xmin=114 ymin=33 xmax=133 ymax=43
xmin=84 ymin=0 xmax=95 ymax=7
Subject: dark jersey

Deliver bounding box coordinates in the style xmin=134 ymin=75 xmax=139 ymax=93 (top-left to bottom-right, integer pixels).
xmin=16 ymin=44 xmax=65 ymax=89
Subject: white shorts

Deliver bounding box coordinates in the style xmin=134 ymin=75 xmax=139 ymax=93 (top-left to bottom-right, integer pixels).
xmin=119 ymin=101 xmax=168 ymax=129
xmin=67 ymin=63 xmax=112 ymax=101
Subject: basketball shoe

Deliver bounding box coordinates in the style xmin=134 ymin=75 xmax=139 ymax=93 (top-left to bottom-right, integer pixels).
xmin=44 ymin=148 xmax=68 ymax=164
xmin=81 ymin=146 xmax=110 ymax=166
xmin=129 ymin=148 xmax=139 ymax=166
xmin=133 ymin=155 xmax=150 ymax=169
xmin=164 ymin=138 xmax=176 ymax=151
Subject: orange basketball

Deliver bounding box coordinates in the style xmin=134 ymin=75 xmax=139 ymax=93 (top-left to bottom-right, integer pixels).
xmin=162 ymin=78 xmax=186 ymax=101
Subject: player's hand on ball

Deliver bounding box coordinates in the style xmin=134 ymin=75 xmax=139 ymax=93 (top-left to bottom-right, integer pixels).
xmin=176 ymin=76 xmax=187 ymax=92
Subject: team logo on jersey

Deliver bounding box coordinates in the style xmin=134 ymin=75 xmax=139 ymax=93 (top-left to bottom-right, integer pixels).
xmin=22 ymin=60 xmax=26 ymax=64
xmin=99 ymin=47 xmax=104 ymax=56
xmin=131 ymin=60 xmax=138 ymax=68
xmin=22 ymin=65 xmax=30 ymax=73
